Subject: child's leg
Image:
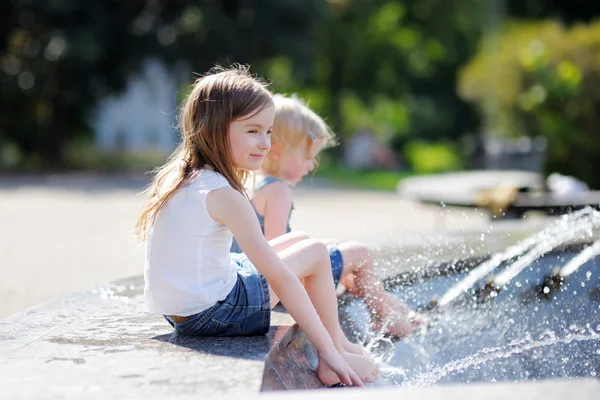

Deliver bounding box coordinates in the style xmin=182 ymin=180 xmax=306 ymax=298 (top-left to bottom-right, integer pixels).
xmin=269 ymin=239 xmax=378 ymax=384
xmin=268 ymin=231 xmax=310 ymax=253
xmin=273 ymin=241 xmax=365 ymax=354
xmin=269 ymin=236 xmax=365 ymax=355
xmin=336 ymin=241 xmax=423 ymax=338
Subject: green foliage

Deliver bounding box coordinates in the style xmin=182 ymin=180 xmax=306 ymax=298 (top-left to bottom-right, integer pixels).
xmin=506 ymin=1 xmax=600 ymax=24
xmin=0 ymin=140 xmax=23 ymax=169
xmin=13 ymin=0 xmax=597 ymax=174
xmin=459 ymin=20 xmax=600 ymax=187
xmin=299 ymin=0 xmax=483 ymax=143
xmin=0 ymin=0 xmax=325 ymax=168
xmin=339 ymin=92 xmax=410 ymax=142
xmin=404 ymin=140 xmax=463 ymax=174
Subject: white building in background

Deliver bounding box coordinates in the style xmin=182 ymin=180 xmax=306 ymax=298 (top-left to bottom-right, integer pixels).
xmin=92 ymin=59 xmax=187 ymax=155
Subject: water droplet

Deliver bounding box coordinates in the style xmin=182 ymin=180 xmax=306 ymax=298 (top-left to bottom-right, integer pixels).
xmin=543 ymin=287 xmax=550 ymax=294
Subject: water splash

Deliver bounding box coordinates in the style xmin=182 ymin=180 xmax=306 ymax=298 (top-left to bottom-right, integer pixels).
xmin=560 ymin=239 xmax=600 ymax=277
xmin=364 ymin=335 xmax=396 ymax=364
xmin=438 ymin=208 xmax=600 ymax=306
xmin=404 ymin=330 xmax=600 ymax=387
xmin=342 ymin=209 xmax=600 ymax=388
xmin=494 ymin=212 xmax=600 ymax=287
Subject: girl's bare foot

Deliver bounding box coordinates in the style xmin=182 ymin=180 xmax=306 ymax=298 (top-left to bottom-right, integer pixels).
xmin=317 ymin=351 xmax=378 ymax=385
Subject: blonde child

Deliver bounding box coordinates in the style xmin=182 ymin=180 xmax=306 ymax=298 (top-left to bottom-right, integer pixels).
xmin=135 ymin=66 xmax=377 ymax=386
xmin=231 ymin=94 xmax=425 ymax=338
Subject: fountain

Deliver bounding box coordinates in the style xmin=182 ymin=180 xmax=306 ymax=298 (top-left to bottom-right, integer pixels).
xmin=313 ymin=208 xmax=600 ymax=388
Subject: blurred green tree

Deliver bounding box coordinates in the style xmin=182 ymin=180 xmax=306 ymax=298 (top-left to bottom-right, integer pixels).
xmin=269 ymin=0 xmax=484 ymax=150
xmin=507 ymin=0 xmax=600 ymax=23
xmin=459 ymin=21 xmax=600 ymax=188
xmin=1 ymin=1 xmax=142 ymax=167
xmin=5 ymin=0 xmax=596 ymax=171
xmin=0 ymin=0 xmax=324 ymax=168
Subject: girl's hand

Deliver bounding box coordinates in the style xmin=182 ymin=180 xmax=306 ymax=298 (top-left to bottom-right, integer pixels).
xmin=319 ymin=348 xmax=364 ymax=387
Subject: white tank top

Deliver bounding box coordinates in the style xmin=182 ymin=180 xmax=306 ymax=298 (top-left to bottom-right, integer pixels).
xmin=144 ymin=169 xmax=238 ymax=316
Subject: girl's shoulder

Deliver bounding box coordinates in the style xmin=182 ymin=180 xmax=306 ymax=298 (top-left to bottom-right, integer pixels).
xmin=189 ymin=169 xmax=231 ymax=191
xmin=255 ymin=175 xmax=286 ymax=192
xmin=252 ymin=176 xmax=292 ymax=213
xmin=254 ymin=175 xmax=291 ymax=199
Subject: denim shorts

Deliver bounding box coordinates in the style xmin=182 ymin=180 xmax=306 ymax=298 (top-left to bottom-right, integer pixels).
xmin=164 ymin=253 xmax=271 ymax=337
xmin=328 ymin=245 xmax=344 ymax=287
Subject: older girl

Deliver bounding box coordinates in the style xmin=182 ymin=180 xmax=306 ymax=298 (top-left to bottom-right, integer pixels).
xmin=136 ymin=66 xmax=376 ymax=386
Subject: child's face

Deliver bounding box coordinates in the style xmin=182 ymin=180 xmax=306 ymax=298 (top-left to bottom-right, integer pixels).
xmin=278 ymin=137 xmax=325 ymax=186
xmin=229 ymin=106 xmax=274 ymax=171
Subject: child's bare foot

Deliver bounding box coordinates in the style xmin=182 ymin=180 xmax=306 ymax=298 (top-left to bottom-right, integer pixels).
xmin=317 ymin=351 xmax=378 ymax=385
xmin=341 ymin=334 xmax=369 ymax=356
xmin=372 ymin=314 xmax=414 ymax=338
xmin=371 ymin=293 xmax=426 ymax=338
xmin=410 ymin=311 xmax=429 ymax=328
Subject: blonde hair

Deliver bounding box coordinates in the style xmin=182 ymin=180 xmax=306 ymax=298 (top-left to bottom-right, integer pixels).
xmin=262 ymin=94 xmax=337 ymax=175
xmin=135 ymin=65 xmax=272 ymax=241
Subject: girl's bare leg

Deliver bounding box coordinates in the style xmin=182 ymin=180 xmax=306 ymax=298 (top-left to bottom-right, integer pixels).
xmin=268 ymin=231 xmax=310 ymax=253
xmin=270 ymin=235 xmax=365 ymax=355
xmin=269 ymin=239 xmax=378 ymax=384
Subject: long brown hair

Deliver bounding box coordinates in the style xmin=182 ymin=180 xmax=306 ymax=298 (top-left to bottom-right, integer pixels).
xmin=135 ymin=65 xmax=272 ymax=241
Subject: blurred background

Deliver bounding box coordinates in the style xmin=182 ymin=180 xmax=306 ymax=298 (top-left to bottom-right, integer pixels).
xmin=2 ymin=0 xmax=600 ymax=318
xmin=2 ymin=0 xmax=600 ymax=188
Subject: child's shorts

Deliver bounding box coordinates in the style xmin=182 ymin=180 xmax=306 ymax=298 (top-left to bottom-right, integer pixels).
xmin=328 ymin=245 xmax=344 ymax=288
xmin=164 ymin=253 xmax=271 ymax=337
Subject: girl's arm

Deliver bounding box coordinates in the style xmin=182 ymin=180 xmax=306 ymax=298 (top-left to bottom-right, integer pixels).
xmin=207 ymin=187 xmax=361 ymax=386
xmin=260 ymin=182 xmax=293 ymax=241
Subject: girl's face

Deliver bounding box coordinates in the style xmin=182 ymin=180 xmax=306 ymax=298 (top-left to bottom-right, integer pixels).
xmin=277 ymin=137 xmax=325 ymax=186
xmin=228 ymin=106 xmax=274 ymax=171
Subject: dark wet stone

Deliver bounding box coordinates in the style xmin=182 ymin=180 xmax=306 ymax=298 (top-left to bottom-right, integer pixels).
xmin=261 ymin=359 xmax=287 ymax=391
xmin=262 ymin=325 xmax=324 ymax=391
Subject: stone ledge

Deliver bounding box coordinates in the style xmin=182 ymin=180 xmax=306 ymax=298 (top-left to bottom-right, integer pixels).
xmin=0 ymin=275 xmax=293 ymax=399
xmin=265 ymin=379 xmax=600 ymax=400
xmin=2 ymin=275 xmax=599 ymax=399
